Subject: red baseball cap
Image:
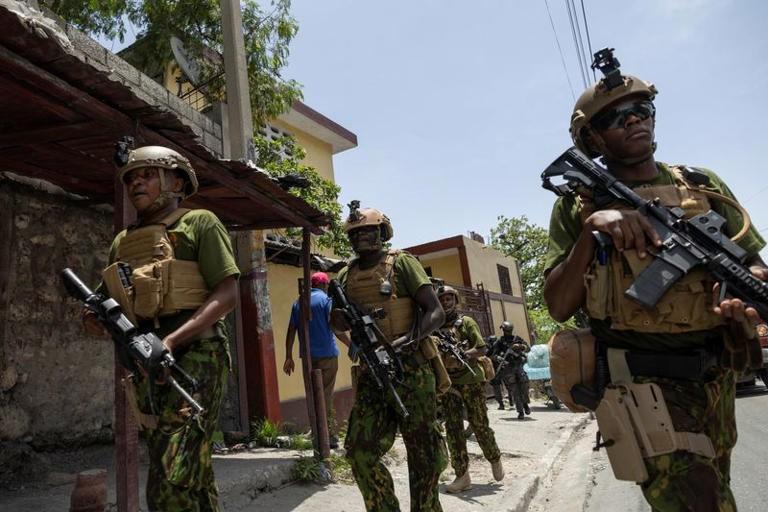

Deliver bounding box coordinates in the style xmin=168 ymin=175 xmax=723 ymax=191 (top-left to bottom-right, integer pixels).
xmin=310 ymin=272 xmax=330 ymax=286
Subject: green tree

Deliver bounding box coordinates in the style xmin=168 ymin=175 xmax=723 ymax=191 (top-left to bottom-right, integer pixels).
xmin=489 ymin=215 xmax=548 ymax=310
xmin=490 ymin=215 xmax=575 ymax=341
xmin=46 ymin=1 xmax=349 ymax=255
xmin=42 ymin=0 xmax=301 ymax=124
xmin=255 ymin=136 xmax=351 ymax=257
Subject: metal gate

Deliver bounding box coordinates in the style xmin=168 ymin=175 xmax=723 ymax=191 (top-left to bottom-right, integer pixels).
xmin=455 ymin=282 xmax=494 ymax=338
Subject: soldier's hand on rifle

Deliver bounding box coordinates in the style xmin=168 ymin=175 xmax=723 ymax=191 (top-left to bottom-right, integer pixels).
xmin=713 ymin=266 xmax=768 ymax=324
xmin=584 ymin=209 xmax=662 ymax=259
xmin=81 ymin=308 xmax=106 ymax=336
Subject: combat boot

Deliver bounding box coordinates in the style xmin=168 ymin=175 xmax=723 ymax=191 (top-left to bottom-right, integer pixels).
xmin=491 ymin=459 xmax=505 ymax=481
xmin=446 ymin=472 xmax=472 ymax=493
xmin=517 ymin=411 xmax=525 ymax=420
xmin=524 ymin=404 xmax=531 ymax=415
xmin=497 ymin=403 xmax=505 ymax=410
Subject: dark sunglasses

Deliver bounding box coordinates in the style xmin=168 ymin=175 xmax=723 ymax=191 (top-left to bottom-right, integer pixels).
xmin=591 ymin=100 xmax=656 ymax=131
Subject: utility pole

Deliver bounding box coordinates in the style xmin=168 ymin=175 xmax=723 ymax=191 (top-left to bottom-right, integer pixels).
xmin=220 ymin=0 xmax=284 ymax=429
xmin=220 ymin=0 xmax=255 ymax=162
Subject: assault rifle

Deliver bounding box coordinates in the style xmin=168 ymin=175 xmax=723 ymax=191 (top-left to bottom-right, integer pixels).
xmin=494 ymin=339 xmax=527 ymax=375
xmin=328 ymin=279 xmax=409 ymax=417
xmin=434 ymin=330 xmax=476 ymax=377
xmin=61 ymin=268 xmax=204 ymax=417
xmin=541 ymin=147 xmax=768 ymax=320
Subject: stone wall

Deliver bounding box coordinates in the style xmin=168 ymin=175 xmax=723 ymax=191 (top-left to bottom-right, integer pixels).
xmin=0 ymin=178 xmax=247 ymax=456
xmin=0 ymin=178 xmax=115 ymax=449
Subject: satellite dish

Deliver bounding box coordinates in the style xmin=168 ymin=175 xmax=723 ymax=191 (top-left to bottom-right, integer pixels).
xmin=170 ymin=36 xmax=201 ymax=86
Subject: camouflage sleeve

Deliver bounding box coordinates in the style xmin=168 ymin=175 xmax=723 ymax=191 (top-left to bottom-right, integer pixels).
xmin=698 ymin=168 xmax=766 ymax=257
xmin=460 ymin=316 xmax=485 ymax=349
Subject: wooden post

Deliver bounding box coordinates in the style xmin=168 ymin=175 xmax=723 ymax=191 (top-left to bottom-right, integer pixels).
xmin=298 ymin=228 xmax=326 ymax=455
xmin=113 ymin=170 xmax=138 ymax=512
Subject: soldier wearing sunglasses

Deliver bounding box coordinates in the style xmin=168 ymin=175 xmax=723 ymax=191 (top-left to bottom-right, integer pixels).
xmin=543 ymin=51 xmax=767 ymax=511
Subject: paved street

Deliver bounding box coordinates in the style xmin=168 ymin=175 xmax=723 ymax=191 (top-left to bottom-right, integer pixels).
xmin=244 ymin=400 xmax=585 ymax=511
xmin=533 ymin=383 xmax=768 ymax=512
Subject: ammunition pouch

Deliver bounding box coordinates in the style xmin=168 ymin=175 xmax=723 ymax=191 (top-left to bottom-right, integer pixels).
xmin=549 ymin=328 xmax=596 ymax=412
xmin=420 ymin=336 xmax=451 ymax=395
xmin=477 ymin=355 xmax=495 ymax=382
xmin=595 ymin=348 xmax=716 ymax=483
xmin=582 ymin=177 xmax=725 ymax=334
xmin=104 ymin=258 xmax=208 ymax=322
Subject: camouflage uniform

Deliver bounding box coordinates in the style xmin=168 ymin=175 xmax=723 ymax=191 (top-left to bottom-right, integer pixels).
xmin=338 ymin=251 xmax=448 ymax=512
xmin=489 ymin=335 xmax=529 ymax=414
xmin=107 ymin=209 xmax=240 ymax=512
xmin=346 ymin=362 xmax=447 ymax=511
xmin=438 ymin=315 xmax=500 ymax=477
xmin=638 ymin=368 xmax=737 ymax=512
xmin=138 ymin=337 xmax=230 ymax=511
xmin=546 ymin=164 xmax=764 ymax=511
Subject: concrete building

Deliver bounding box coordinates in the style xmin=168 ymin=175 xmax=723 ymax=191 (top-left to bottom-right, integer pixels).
xmin=405 ymin=235 xmax=532 ymax=341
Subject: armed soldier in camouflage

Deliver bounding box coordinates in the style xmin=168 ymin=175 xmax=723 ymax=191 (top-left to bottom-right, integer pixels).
xmin=544 ymin=49 xmax=767 ymax=510
xmin=435 ymin=285 xmax=504 ymax=493
xmin=82 ymin=146 xmax=239 ymax=511
xmin=332 ymin=202 xmax=448 ymax=512
xmin=489 ymin=321 xmax=531 ymax=420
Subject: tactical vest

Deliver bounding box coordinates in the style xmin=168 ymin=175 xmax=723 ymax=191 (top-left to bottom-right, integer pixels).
xmin=582 ymin=167 xmax=725 ymax=333
xmin=344 ymin=250 xmax=416 ymax=343
xmin=438 ymin=320 xmax=464 ymax=371
xmin=102 ymin=208 xmax=209 ymax=324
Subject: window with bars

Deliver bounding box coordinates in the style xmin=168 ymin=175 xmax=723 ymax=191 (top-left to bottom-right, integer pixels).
xmin=258 ymin=124 xmax=294 ymax=160
xmin=497 ymin=264 xmax=513 ymax=295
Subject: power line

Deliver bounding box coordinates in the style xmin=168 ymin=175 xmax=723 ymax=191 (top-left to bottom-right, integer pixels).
xmin=564 ymin=0 xmax=588 ymax=88
xmin=580 ymin=0 xmax=597 ymax=81
xmin=544 ymin=0 xmax=577 ymax=102
xmin=569 ymin=0 xmax=591 ymax=86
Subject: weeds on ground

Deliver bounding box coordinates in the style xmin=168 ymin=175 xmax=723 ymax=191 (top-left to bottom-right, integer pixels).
xmin=291 ymin=456 xmax=322 ymax=483
xmin=288 ymin=434 xmax=314 ymax=451
xmin=327 ymin=454 xmax=355 ymax=484
xmin=250 ymin=419 xmax=281 ymax=447
xmin=290 ymin=454 xmax=356 ymax=485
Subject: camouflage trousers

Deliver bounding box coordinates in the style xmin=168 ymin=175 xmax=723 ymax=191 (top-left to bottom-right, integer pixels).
xmin=136 ymin=337 xmax=229 ymax=512
xmin=345 ymin=362 xmax=448 ymax=512
xmin=636 ymin=367 xmax=737 ymax=512
xmin=492 ymin=365 xmax=529 ymax=413
xmin=440 ymin=381 xmax=501 ymax=476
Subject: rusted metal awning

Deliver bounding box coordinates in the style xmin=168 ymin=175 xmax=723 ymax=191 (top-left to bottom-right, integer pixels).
xmin=0 ymin=1 xmax=328 ymax=232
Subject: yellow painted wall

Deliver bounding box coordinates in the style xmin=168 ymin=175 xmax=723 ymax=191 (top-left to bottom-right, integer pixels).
xmin=417 ymin=251 xmax=464 ymax=286
xmin=463 ymin=237 xmax=523 ymax=297
xmin=270 ymin=118 xmax=335 ymax=183
xmin=490 ymin=298 xmax=506 ymax=329
xmin=267 ymin=262 xmax=353 ymax=403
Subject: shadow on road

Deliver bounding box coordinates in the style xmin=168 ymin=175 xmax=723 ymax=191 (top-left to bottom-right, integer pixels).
xmin=441 ymin=482 xmax=504 ymax=504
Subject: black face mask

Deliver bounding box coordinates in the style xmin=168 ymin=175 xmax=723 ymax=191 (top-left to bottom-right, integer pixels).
xmin=591 ymin=100 xmax=656 ymax=131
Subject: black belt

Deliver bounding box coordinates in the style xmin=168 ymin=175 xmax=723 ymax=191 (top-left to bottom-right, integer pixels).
xmin=624 ymin=350 xmax=719 ymax=381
